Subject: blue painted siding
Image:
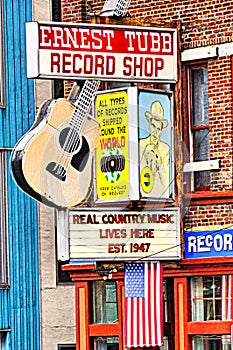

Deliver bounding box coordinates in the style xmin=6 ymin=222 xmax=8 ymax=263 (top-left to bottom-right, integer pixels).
xmin=1 ymin=0 xmax=35 ymax=147
xmin=0 ymin=0 xmax=40 ymax=349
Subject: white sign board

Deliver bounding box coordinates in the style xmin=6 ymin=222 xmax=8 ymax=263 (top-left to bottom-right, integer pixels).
xmin=26 ymin=22 xmax=177 ymax=82
xmin=69 ymin=208 xmax=180 ymax=261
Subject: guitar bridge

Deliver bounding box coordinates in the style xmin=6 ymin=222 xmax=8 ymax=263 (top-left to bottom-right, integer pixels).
xmin=46 ymin=162 xmax=66 ymax=181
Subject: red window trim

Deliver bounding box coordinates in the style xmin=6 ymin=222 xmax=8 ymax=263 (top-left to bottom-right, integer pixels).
xmin=173 ymin=275 xmax=233 ymax=349
xmin=75 ymin=277 xmax=124 ymax=350
xmin=188 ymin=321 xmax=233 ymax=335
xmin=183 ymin=189 xmax=233 ymax=205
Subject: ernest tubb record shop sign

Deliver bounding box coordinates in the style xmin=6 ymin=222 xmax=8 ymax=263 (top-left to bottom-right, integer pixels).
xmin=26 ymin=22 xmax=177 ymax=82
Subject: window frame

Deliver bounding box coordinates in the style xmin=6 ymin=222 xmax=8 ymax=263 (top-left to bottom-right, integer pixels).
xmin=74 ymin=275 xmax=124 ymax=350
xmin=92 ymin=280 xmax=118 ymax=325
xmin=183 ymin=61 xmax=210 ymax=193
xmin=188 ymin=273 xmax=233 ymax=346
xmin=190 ymin=275 xmax=232 ymax=322
xmin=190 ymin=64 xmax=210 ymax=191
xmin=88 ymin=280 xmax=124 ymax=349
xmin=164 ymin=262 xmax=233 ymax=349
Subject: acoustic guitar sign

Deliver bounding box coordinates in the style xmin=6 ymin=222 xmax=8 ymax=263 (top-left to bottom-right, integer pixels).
xmin=26 ymin=21 xmax=177 ymax=82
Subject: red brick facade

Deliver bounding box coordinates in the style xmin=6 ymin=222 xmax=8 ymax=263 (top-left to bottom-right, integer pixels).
xmin=183 ymin=52 xmax=233 ymax=231
xmin=208 ymin=56 xmax=232 ymax=192
xmin=61 ymin=0 xmax=233 ymax=230
xmin=62 ymin=0 xmax=233 ymax=49
xmin=185 ymin=203 xmax=233 ymax=230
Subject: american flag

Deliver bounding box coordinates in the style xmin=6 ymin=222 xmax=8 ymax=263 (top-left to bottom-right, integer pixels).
xmin=124 ymin=262 xmax=163 ymax=348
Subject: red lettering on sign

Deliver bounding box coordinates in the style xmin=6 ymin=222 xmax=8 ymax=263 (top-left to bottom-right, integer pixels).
xmin=39 ymin=25 xmax=174 ymax=55
xmin=123 ymin=56 xmax=164 ymax=77
xmin=50 ymin=52 xmax=116 ymax=76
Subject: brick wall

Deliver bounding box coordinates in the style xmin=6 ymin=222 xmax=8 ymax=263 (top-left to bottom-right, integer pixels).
xmin=150 ymin=0 xmax=233 ymax=49
xmin=61 ymin=0 xmax=233 ymax=233
xmin=185 ymin=203 xmax=233 ymax=230
xmin=185 ymin=54 xmax=233 ymax=231
xmin=62 ymin=0 xmax=83 ymax=22
xmin=62 ymin=0 xmax=233 ymax=49
xmin=62 ymin=0 xmax=104 ymax=22
xmin=209 ymin=56 xmax=233 ymax=192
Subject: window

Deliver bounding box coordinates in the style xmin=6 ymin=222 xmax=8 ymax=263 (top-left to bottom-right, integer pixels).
xmin=93 ymin=336 xmax=119 ymax=350
xmin=191 ymin=335 xmax=231 ymax=350
xmin=53 ymin=80 xmax=64 ymax=99
xmin=184 ymin=63 xmax=210 ymax=191
xmin=0 ymin=151 xmax=8 ymax=286
xmin=85 ymin=280 xmax=123 ymax=350
xmin=52 ymin=0 xmax=61 ymax=21
xmin=190 ymin=66 xmax=210 ymax=190
xmin=163 ymin=279 xmax=174 ymax=349
xmin=191 ymin=276 xmax=232 ymax=321
xmin=93 ymin=281 xmax=118 ymax=324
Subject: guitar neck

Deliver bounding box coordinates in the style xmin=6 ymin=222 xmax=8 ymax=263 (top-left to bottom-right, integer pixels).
xmin=69 ymin=80 xmax=100 ymax=131
xmin=69 ymin=0 xmax=130 ymax=131
xmin=101 ymin=0 xmax=131 ymax=17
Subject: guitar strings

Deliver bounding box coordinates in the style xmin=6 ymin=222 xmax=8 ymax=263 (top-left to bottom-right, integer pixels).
xmin=54 ymin=81 xmax=95 ymax=175
xmin=52 ymin=80 xmax=100 ymax=178
xmin=62 ymin=80 xmax=100 ymax=167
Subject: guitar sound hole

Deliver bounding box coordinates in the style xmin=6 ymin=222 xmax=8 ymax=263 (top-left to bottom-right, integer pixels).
xmin=59 ymin=127 xmax=81 ymax=153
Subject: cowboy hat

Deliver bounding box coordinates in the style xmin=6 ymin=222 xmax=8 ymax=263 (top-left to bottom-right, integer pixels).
xmin=145 ymin=101 xmax=168 ymax=129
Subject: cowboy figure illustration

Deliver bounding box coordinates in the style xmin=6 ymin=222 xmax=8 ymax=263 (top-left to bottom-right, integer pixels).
xmin=140 ymin=100 xmax=170 ymax=198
